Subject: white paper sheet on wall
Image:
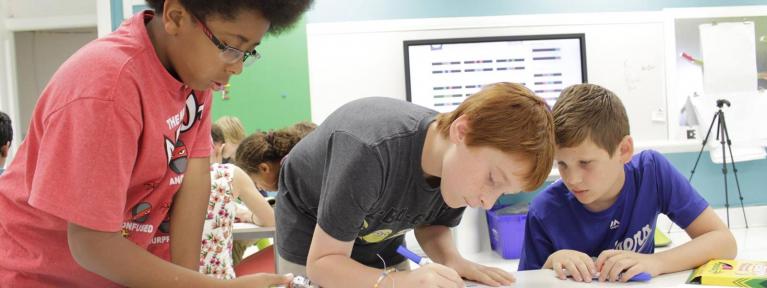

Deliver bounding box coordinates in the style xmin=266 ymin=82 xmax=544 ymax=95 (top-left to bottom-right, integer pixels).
xmin=700 ymin=22 xmax=757 ymax=95
xmin=697 ymin=21 xmax=765 ymax=163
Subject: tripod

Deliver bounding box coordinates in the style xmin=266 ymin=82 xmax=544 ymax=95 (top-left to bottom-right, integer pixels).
xmin=688 ymin=99 xmax=748 ymax=229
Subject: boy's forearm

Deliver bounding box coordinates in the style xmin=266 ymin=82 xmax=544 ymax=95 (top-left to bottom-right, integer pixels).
xmin=653 ymin=229 xmax=737 ymax=274
xmin=307 ymin=254 xmax=389 ymax=288
xmin=414 ymin=225 xmax=463 ymax=264
xmin=68 ymin=223 xmax=220 ymax=287
xmin=170 ymin=157 xmax=211 ymax=269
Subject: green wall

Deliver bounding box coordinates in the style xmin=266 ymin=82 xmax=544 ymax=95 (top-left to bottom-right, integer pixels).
xmin=211 ymin=18 xmax=312 ymax=132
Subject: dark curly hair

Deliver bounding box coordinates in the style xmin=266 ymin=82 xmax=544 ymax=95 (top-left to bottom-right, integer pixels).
xmin=145 ymin=0 xmax=313 ymax=35
xmin=0 ymin=111 xmax=12 ymax=148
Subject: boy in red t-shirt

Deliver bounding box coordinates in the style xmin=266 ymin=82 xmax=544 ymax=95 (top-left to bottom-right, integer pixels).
xmin=0 ymin=0 xmax=311 ymax=287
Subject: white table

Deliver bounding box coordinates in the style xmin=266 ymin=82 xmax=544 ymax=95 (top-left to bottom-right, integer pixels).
xmin=464 ymin=269 xmax=699 ymax=287
xmin=232 ymin=222 xmax=276 ymax=240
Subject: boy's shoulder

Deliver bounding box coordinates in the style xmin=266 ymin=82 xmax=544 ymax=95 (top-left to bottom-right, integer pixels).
xmin=56 ymin=16 xmax=151 ymax=88
xmin=629 ymin=149 xmax=672 ymax=174
xmin=323 ymin=97 xmax=437 ymax=145
xmin=41 ymin=12 xmax=172 ymax=110
xmin=529 ymin=180 xmax=573 ymax=218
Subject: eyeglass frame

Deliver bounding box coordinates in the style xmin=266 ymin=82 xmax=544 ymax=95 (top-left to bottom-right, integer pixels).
xmin=195 ymin=16 xmax=260 ymax=66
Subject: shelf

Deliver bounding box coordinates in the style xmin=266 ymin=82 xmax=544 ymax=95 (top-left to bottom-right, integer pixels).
xmin=4 ymin=14 xmax=96 ymax=31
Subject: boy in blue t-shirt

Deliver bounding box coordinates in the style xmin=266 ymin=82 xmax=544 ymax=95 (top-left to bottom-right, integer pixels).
xmin=518 ymin=83 xmax=736 ymax=282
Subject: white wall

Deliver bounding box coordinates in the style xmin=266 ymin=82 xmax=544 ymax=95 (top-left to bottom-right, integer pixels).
xmin=13 ymin=28 xmax=97 ymax=137
xmin=1 ymin=0 xmax=97 ymax=162
xmin=307 ymin=11 xmax=669 ymax=143
xmin=4 ymin=0 xmax=95 ymax=19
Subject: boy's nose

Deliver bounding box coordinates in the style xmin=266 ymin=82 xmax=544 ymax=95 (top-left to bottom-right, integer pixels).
xmin=480 ymin=192 xmax=500 ymax=210
xmin=226 ymin=61 xmax=244 ymax=75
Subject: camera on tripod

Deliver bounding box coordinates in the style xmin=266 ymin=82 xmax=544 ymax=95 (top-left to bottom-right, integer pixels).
xmin=716 ymin=99 xmax=731 ymax=108
xmin=687 ymin=98 xmax=748 ymax=229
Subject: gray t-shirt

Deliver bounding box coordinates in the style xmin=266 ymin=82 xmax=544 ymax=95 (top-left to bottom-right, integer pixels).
xmin=276 ymin=97 xmax=466 ymax=267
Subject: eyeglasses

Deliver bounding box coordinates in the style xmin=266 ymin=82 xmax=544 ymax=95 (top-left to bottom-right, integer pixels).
xmin=196 ymin=17 xmax=260 ymax=66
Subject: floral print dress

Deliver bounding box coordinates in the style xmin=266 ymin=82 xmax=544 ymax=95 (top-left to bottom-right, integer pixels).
xmin=199 ymin=163 xmax=237 ymax=279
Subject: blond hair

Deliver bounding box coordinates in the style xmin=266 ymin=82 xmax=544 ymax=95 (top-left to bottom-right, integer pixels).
xmin=435 ymin=82 xmax=555 ymax=191
xmin=216 ymin=116 xmax=246 ymax=144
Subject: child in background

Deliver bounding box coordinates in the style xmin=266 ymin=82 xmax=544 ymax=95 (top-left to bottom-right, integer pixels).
xmin=217 ymin=116 xmax=247 ymax=164
xmin=518 ymin=83 xmax=736 ymax=282
xmin=236 ymin=122 xmax=317 ymax=192
xmin=230 ymin=122 xmax=317 ymax=264
xmin=197 ymin=123 xmax=275 ymax=279
xmin=290 ymin=121 xmax=318 ymax=139
xmin=0 ymin=0 xmax=311 ymax=286
xmin=276 ymin=82 xmax=555 ymax=287
xmin=0 ymin=111 xmax=11 ymax=175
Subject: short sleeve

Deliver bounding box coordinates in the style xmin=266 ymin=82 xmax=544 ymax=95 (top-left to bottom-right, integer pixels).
xmin=428 ymin=204 xmax=466 ymax=228
xmin=518 ymin=209 xmax=554 ymax=271
xmin=652 ymin=151 xmax=709 ymax=229
xmin=188 ymin=90 xmax=212 ymax=158
xmin=317 ymin=132 xmax=383 ymax=242
xmin=28 ymin=98 xmax=140 ymax=232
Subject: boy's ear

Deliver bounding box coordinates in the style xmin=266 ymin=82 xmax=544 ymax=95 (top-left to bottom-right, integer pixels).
xmin=0 ymin=143 xmax=7 ymax=157
xmin=162 ymin=0 xmax=188 ymax=35
xmin=448 ymin=115 xmax=470 ymax=144
xmin=258 ymin=163 xmax=270 ymax=174
xmin=617 ymin=135 xmax=634 ymax=163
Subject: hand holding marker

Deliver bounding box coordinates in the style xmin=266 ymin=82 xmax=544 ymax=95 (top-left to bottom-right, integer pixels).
xmin=397 ymin=245 xmax=432 ymax=265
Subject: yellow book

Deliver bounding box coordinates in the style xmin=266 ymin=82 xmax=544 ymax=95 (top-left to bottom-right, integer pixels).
xmin=687 ymin=259 xmax=767 ymax=287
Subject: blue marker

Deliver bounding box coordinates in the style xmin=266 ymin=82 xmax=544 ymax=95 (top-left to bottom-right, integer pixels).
xmin=629 ymin=272 xmax=652 ymax=282
xmin=589 ymin=257 xmax=651 ymax=282
xmin=586 ymin=272 xmax=651 ymax=282
xmin=396 ymin=245 xmax=432 ymax=265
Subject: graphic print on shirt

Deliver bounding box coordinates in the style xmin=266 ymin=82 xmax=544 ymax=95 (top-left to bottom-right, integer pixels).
xmin=151 ymin=213 xmax=171 ymax=245
xmin=164 ymin=92 xmax=203 ymax=176
xmin=165 ymin=138 xmax=188 ymax=174
xmin=124 ymin=92 xmax=204 ymax=240
xmin=613 ymin=224 xmax=653 ymax=252
xmin=357 ymin=207 xmax=425 ymax=243
xmin=610 ymin=219 xmax=621 ymax=230
xmin=122 ymin=202 xmax=154 ymax=237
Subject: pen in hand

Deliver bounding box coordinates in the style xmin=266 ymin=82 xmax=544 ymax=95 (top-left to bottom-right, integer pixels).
xmin=396 ymin=245 xmax=432 ymax=265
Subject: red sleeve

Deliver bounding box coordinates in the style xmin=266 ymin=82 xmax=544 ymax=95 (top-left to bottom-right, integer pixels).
xmin=28 ymin=98 xmax=140 ymax=232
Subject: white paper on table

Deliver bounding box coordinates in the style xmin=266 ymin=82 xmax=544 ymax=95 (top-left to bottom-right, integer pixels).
xmin=464 ymin=281 xmax=511 ymax=287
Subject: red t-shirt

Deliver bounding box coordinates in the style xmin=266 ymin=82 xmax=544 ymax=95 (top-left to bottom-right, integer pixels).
xmin=0 ymin=11 xmax=212 ymax=287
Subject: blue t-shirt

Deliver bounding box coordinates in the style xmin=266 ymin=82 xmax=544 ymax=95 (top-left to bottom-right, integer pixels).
xmin=518 ymin=150 xmax=709 ymax=270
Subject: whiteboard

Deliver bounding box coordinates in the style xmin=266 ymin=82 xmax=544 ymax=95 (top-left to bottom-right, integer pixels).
xmin=307 ymin=11 xmax=669 ymax=143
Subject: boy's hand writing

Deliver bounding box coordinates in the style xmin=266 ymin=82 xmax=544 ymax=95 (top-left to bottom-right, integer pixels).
xmin=595 ymin=249 xmax=661 ymax=282
xmin=544 ymin=249 xmax=596 ymax=282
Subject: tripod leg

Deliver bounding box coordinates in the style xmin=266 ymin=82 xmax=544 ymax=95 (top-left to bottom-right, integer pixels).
xmin=672 ymin=111 xmax=720 ymax=233
xmin=719 ymin=112 xmax=749 ymax=228
xmin=689 ymin=112 xmax=719 ymax=182
xmin=718 ymin=111 xmax=730 ymax=229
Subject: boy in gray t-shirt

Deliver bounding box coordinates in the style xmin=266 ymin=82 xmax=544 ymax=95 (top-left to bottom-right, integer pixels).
xmin=276 ymin=82 xmax=555 ymax=287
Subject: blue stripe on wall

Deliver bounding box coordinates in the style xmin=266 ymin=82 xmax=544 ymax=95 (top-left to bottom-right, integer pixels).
xmin=110 ymin=0 xmax=124 ymax=31
xmin=500 ymin=151 xmax=767 ymax=209
xmin=307 ymin=0 xmax=767 ymax=23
